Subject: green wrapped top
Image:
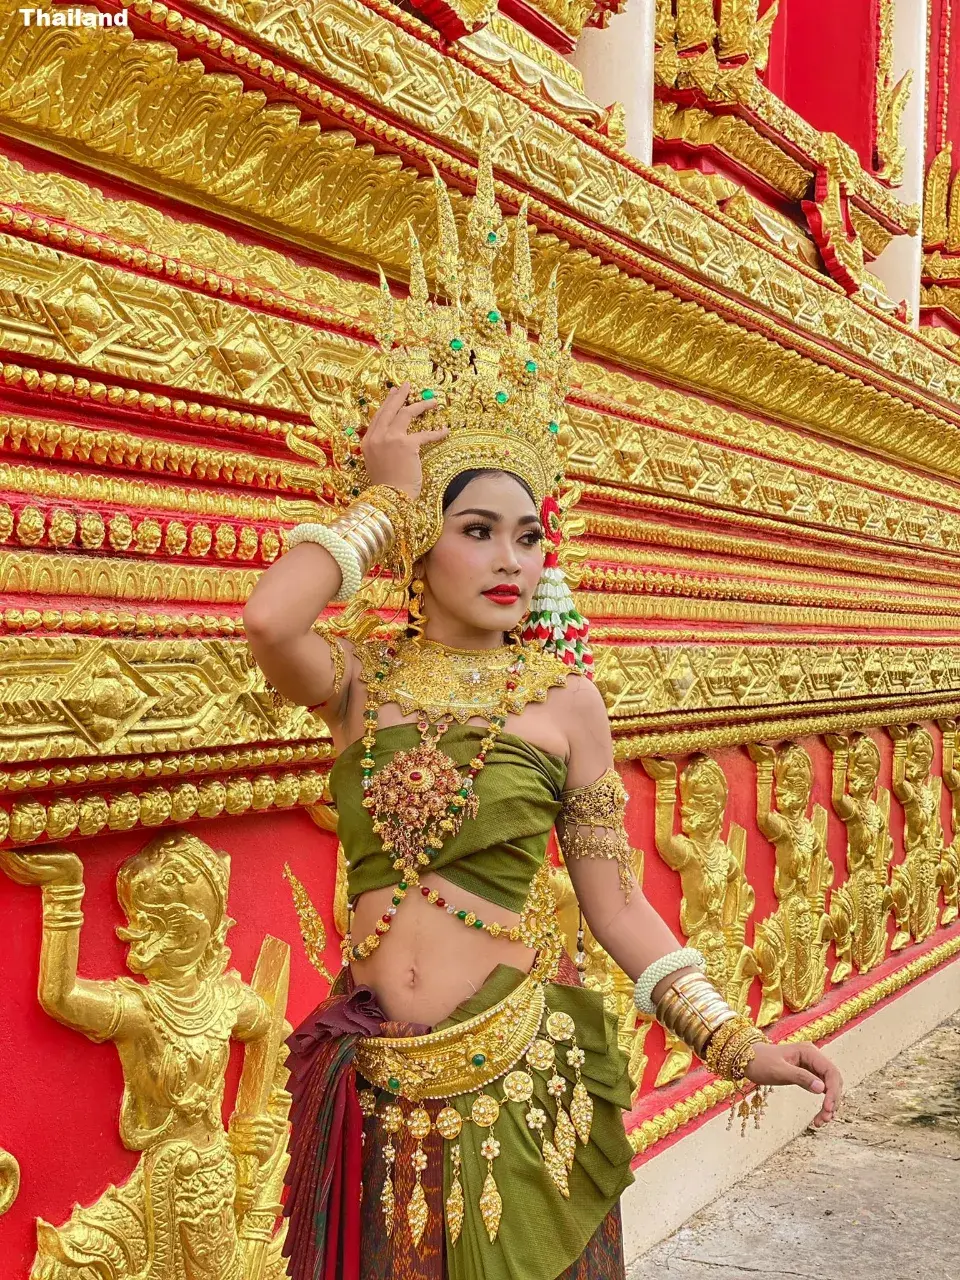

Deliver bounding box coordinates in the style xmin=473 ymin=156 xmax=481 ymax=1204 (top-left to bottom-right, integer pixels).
xmin=329 ymin=723 xmax=567 ymax=912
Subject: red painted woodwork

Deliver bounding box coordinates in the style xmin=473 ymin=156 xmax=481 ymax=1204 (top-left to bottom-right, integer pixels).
xmin=764 ymin=0 xmax=881 ymax=173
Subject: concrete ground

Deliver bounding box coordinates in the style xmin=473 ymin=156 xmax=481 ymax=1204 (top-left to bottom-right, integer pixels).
xmin=628 ymin=1011 xmax=960 ymax=1280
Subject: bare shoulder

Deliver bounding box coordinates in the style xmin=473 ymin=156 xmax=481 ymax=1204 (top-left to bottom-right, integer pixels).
xmin=548 ymin=669 xmax=609 ymax=721
xmin=545 ymin=671 xmax=615 ymax=788
xmin=545 ymin=669 xmax=613 ymax=760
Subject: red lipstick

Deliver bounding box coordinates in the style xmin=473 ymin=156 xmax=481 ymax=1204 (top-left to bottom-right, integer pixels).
xmin=482 ymin=585 xmax=521 ymax=606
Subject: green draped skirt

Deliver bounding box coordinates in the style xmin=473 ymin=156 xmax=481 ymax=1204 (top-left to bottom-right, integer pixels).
xmin=357 ymin=962 xmax=634 ymax=1280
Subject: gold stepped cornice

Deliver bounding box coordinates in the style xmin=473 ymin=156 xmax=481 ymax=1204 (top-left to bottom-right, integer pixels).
xmin=571 ymin=367 xmax=960 ymax=510
xmin=0 ymin=229 xmax=372 ymax=424
xmin=149 ymin=0 xmax=935 ymax=369
xmin=568 ymin=407 xmax=960 ymax=556
xmin=575 ymin=590 xmax=960 ymax=632
xmin=0 ymin=606 xmax=246 ymax=636
xmin=0 ymin=412 xmax=315 ymax=494
xmin=0 ymin=547 xmax=259 ymax=603
xmin=5 ymin=174 xmax=960 ymax=532
xmin=591 ymin=636 xmax=960 ymax=716
xmin=613 ymin=699 xmax=960 ymax=761
xmin=0 ymin=740 xmax=332 ymax=794
xmin=0 ymin=630 xmax=955 ymax=768
xmin=1 ymin=159 xmax=955 ymax=519
xmin=584 ymin=512 xmax=960 ymax=589
xmin=580 ymin=484 xmax=960 ymax=575
xmin=3 ymin=13 xmax=960 ymax=481
xmin=0 ymin=456 xmax=305 ymax=523
xmin=578 ymin=558 xmax=960 ymax=617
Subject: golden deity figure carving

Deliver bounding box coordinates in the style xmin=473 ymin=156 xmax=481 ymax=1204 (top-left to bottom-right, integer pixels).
xmin=825 ymin=734 xmax=894 ymax=974
xmin=551 ymin=846 xmax=653 ymax=1102
xmin=887 ymin=725 xmax=946 ymax=948
xmin=0 ymin=831 xmax=292 ymax=1280
xmin=743 ymin=744 xmax=851 ymax=1027
xmin=641 ymin=755 xmax=755 ymax=1085
xmin=935 ymin=719 xmax=960 ymax=927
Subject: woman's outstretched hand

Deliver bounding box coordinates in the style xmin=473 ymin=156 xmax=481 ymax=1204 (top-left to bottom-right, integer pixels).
xmin=362 ymin=381 xmax=449 ymax=499
xmin=745 ymin=1041 xmax=842 ymax=1128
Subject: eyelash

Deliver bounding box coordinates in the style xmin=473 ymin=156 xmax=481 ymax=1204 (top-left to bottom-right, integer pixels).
xmin=463 ymin=522 xmax=543 ymax=547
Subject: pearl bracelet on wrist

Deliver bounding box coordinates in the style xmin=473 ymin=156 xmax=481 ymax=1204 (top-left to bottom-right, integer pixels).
xmin=633 ymin=946 xmax=706 ymax=1015
xmin=287 ymin=523 xmax=364 ymax=601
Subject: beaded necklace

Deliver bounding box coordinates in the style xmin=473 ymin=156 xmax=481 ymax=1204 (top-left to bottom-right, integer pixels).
xmin=341 ymin=640 xmax=529 ymax=965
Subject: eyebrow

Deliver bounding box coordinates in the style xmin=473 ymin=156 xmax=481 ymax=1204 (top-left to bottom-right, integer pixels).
xmin=451 ymin=507 xmax=542 ymax=526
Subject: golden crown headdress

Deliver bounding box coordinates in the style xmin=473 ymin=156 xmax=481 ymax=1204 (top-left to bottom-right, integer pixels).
xmin=284 ymin=137 xmax=593 ymax=670
xmin=287 ymin=133 xmax=573 ymax=562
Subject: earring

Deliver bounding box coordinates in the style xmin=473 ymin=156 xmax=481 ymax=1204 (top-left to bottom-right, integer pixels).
xmin=505 ymin=623 xmax=524 ymax=648
xmin=408 ymin=578 xmax=427 ymax=640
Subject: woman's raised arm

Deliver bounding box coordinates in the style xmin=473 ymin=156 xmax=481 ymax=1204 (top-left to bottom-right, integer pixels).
xmin=244 ymin=383 xmax=447 ymax=719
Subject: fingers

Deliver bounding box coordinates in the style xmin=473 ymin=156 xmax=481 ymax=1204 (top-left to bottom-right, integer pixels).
xmin=367 ymin=384 xmax=443 ymax=435
xmin=408 ymin=428 xmax=451 ymax=446
xmin=366 ymin=382 xmax=407 ymax=428
xmin=815 ymin=1059 xmax=843 ymax=1124
xmin=786 ymin=1064 xmax=825 ymax=1095
xmin=794 ymin=1046 xmax=842 ymax=1127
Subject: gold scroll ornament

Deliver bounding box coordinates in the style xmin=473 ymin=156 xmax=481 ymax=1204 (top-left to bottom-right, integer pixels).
xmin=825 ymin=734 xmax=894 ymax=975
xmin=888 ymin=725 xmax=946 ymax=948
xmin=641 ymin=755 xmax=755 ymax=1085
xmin=0 ymin=831 xmax=292 ymax=1280
xmin=743 ymin=743 xmax=852 ymax=1028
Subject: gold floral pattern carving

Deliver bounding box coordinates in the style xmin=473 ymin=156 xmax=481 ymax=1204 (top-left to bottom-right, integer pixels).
xmin=593 ymin=640 xmax=960 ymax=721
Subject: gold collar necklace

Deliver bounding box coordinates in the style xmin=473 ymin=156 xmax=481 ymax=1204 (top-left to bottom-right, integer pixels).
xmin=358 ymin=636 xmax=567 ymax=724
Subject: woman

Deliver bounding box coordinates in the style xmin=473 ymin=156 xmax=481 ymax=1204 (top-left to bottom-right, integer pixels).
xmin=244 ymin=162 xmax=841 ymax=1280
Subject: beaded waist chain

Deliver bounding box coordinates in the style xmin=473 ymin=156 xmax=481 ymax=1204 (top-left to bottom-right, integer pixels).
xmin=354 ymin=975 xmax=595 ymax=1247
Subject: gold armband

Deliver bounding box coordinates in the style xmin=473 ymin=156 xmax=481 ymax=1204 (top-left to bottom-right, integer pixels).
xmin=42 ymin=882 xmax=85 ymax=930
xmin=559 ymin=768 xmax=632 ymax=900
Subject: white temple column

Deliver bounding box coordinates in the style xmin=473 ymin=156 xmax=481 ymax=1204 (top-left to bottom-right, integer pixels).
xmin=871 ymin=0 xmax=929 ymax=324
xmin=571 ymin=0 xmax=656 ymax=164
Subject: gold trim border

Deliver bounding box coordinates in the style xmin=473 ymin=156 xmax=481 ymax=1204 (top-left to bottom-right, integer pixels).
xmin=612 ymin=697 xmax=960 ymax=760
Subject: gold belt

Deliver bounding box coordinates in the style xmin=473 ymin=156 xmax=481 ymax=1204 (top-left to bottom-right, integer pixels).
xmin=355 ymin=975 xmax=546 ymax=1101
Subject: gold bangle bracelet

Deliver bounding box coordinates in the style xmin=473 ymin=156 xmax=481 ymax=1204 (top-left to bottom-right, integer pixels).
xmin=655 ymin=972 xmax=738 ymax=1060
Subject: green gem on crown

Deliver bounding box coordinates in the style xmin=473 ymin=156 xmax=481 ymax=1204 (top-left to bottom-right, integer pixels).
xmin=487 ymin=310 xmax=501 ymax=323
xmin=450 ymin=338 xmax=464 ymax=350
xmin=421 ymin=388 xmax=435 ymax=400
xmin=472 ymin=1052 xmax=487 ymax=1067
xmin=495 ymin=391 xmax=509 ymax=404
xmin=526 ymin=360 xmax=537 ymax=373
xmin=388 ymin=1077 xmax=401 ymax=1092
xmin=548 ymin=421 xmax=559 ymax=434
